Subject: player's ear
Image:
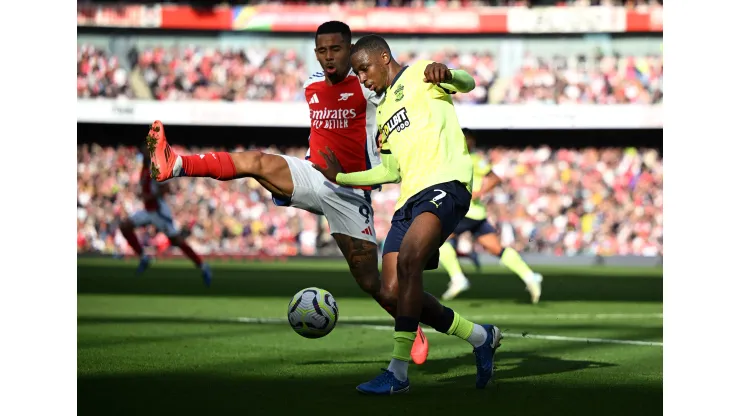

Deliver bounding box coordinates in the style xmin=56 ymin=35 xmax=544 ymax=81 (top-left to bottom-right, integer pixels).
xmin=381 ymin=51 xmax=390 ymax=65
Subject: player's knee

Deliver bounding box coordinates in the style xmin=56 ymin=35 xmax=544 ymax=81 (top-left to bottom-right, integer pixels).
xmin=352 ymin=270 xmax=381 ymax=295
xmin=233 ymin=151 xmax=265 ymax=175
xmin=380 ymin=280 xmax=398 ymax=303
xmin=119 ymin=220 xmax=134 ymax=232
xmin=397 ymin=250 xmax=424 ymax=280
xmin=482 ymin=237 xmax=503 ymax=256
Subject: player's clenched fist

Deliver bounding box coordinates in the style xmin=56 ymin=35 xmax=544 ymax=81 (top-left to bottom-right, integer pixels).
xmin=312 ymin=146 xmax=343 ymax=182
xmin=423 ymin=62 xmax=452 ymax=85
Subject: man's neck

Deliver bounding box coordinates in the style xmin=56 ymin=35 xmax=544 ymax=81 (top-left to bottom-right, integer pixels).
xmin=385 ymin=61 xmax=404 ymax=89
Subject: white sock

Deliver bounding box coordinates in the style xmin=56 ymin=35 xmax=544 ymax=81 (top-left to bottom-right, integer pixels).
xmin=172 ymin=156 xmax=183 ymax=176
xmin=451 ymin=272 xmax=468 ymax=285
xmin=527 ymin=272 xmax=542 ymax=283
xmin=467 ymin=324 xmax=488 ymax=348
xmin=387 ymin=358 xmax=409 ymax=382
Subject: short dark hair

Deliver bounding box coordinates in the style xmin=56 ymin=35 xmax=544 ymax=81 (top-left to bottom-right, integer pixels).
xmin=315 ymin=21 xmax=351 ymax=45
xmin=351 ymin=34 xmax=391 ymax=56
xmin=462 ymin=128 xmax=475 ymax=138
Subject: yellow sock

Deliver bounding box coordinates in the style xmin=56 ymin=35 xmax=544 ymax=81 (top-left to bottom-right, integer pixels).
xmin=445 ymin=311 xmax=474 ymax=340
xmin=500 ymin=248 xmax=534 ymax=282
xmin=391 ymin=331 xmax=416 ymax=362
xmin=439 ymin=242 xmax=464 ymax=280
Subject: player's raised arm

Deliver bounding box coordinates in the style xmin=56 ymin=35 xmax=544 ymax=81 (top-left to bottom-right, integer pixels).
xmin=423 ymin=62 xmax=476 ymax=94
xmin=312 ymin=146 xmax=400 ymax=186
xmin=472 ymin=172 xmax=501 ymax=200
xmin=442 ymin=69 xmax=475 ymax=93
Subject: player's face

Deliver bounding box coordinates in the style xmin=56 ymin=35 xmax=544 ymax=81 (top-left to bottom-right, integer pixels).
xmin=466 ymin=136 xmax=476 ymax=152
xmin=314 ymin=33 xmax=351 ymax=77
xmin=351 ymin=49 xmax=390 ymax=94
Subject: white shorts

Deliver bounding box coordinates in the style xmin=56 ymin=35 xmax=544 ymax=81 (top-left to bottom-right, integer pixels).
xmin=129 ymin=207 xmax=179 ymax=238
xmin=274 ymin=155 xmax=377 ymax=244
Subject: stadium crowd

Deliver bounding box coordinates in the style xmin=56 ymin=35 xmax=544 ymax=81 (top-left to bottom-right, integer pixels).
xmin=77 ymin=44 xmax=663 ymax=105
xmin=77 ymin=144 xmax=663 ymax=258
xmin=83 ymin=0 xmax=662 ymax=8
xmin=78 ymin=45 xmax=135 ymax=99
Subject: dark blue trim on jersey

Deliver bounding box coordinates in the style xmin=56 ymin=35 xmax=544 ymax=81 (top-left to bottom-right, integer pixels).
xmin=272 ymin=195 xmax=291 ymax=207
xmin=305 ymin=133 xmax=311 ymax=160
xmin=364 ymin=145 xmax=372 ymax=170
xmin=389 ymin=66 xmax=408 ymax=90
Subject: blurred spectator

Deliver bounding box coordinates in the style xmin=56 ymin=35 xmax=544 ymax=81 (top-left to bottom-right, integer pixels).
xmin=78 ymin=0 xmax=663 ymax=8
xmin=503 ymin=52 xmax=663 ymax=104
xmin=77 ymin=144 xmax=662 ymax=258
xmin=133 ymin=46 xmax=308 ymax=101
xmin=78 ymin=45 xmax=133 ymax=99
xmin=78 ymin=44 xmax=662 ymax=105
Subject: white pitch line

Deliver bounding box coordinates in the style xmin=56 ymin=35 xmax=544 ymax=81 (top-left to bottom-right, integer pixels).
xmin=512 ymin=333 xmax=663 ymax=347
xmin=348 ymin=323 xmax=662 ymax=347
xmin=234 ymin=312 xmax=661 ymax=323
xmin=232 ymin=317 xmax=662 ymax=347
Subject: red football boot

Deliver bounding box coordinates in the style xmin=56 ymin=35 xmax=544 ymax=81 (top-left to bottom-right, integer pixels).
xmin=145 ymin=120 xmax=178 ymax=182
xmin=411 ymin=326 xmax=429 ymax=365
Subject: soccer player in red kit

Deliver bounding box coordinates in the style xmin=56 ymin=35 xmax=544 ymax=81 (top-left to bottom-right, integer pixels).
xmin=119 ymin=146 xmax=212 ymax=285
xmin=144 ymin=21 xmax=429 ymax=364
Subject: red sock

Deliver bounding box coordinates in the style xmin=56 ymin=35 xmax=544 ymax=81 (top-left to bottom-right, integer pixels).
xmin=176 ymin=242 xmax=203 ymax=267
xmin=121 ymin=228 xmax=143 ymax=256
xmin=181 ymin=152 xmax=237 ymax=180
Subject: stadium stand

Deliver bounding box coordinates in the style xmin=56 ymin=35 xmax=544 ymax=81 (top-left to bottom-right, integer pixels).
xmin=78 ymin=44 xmax=662 ymax=104
xmin=77 ymin=144 xmax=662 ymax=258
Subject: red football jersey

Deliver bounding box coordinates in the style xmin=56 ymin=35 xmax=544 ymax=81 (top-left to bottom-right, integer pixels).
xmin=140 ymin=164 xmax=163 ymax=212
xmin=303 ymin=70 xmax=381 ymax=190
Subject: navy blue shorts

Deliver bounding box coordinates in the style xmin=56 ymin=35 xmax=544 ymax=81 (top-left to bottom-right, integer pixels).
xmin=453 ymin=217 xmax=497 ymax=238
xmin=382 ymin=180 xmax=471 ymax=270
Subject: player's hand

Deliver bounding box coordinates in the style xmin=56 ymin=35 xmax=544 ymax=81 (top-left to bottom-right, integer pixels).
xmin=423 ymin=62 xmax=452 ymax=85
xmin=312 ymin=146 xmax=343 ymax=182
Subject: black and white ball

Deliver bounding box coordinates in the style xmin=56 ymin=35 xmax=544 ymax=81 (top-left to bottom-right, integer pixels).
xmin=287 ymin=287 xmax=339 ymax=338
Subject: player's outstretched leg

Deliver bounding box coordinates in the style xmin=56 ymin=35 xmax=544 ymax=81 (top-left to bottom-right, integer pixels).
xmin=439 ymin=239 xmax=470 ymax=300
xmin=357 ymin=213 xmax=502 ymax=395
xmin=333 ymin=234 xmax=429 ymax=365
xmin=168 ymin=235 xmax=212 ymax=287
xmin=478 ymin=233 xmax=543 ymax=304
xmin=145 ymin=121 xmax=294 ymax=200
xmin=373 ymin=253 xmax=503 ymax=392
xmin=119 ymin=219 xmax=150 ymax=275
xmin=456 ymin=241 xmax=483 ymax=273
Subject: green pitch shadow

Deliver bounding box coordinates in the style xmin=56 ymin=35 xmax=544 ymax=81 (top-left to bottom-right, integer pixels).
xmin=77 ymin=264 xmax=663 ymax=303
xmin=78 ymin=369 xmax=660 ymax=416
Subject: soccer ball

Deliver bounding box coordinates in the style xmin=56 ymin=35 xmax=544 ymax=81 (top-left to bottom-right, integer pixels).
xmin=287 ymin=287 xmax=339 ymax=338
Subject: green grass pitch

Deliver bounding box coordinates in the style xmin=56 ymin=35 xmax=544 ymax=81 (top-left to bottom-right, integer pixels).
xmin=77 ymin=257 xmax=663 ymax=415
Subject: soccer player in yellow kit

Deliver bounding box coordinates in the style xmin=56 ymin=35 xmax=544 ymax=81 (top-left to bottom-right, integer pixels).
xmin=313 ymin=34 xmax=502 ymax=395
xmin=440 ymin=128 xmax=543 ymax=303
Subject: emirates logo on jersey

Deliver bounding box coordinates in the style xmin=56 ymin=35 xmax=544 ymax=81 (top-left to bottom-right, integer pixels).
xmin=310 ymin=107 xmax=358 ymax=130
